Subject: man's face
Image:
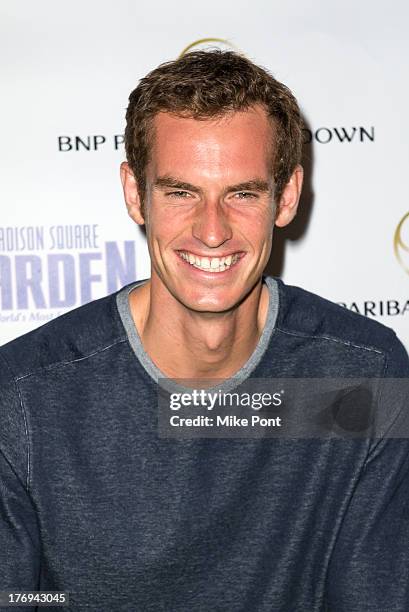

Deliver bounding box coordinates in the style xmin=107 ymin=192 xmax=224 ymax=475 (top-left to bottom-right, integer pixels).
xmin=126 ymin=105 xmax=287 ymax=313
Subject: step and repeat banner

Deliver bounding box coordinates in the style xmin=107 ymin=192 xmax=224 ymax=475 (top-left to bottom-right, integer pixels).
xmin=1 ymin=1 xmax=408 ymax=348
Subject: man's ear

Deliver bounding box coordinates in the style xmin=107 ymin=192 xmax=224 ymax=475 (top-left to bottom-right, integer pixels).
xmin=274 ymin=164 xmax=304 ymax=228
xmin=120 ymin=162 xmax=145 ymax=225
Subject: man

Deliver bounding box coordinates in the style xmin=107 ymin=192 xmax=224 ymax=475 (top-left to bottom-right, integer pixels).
xmin=0 ymin=50 xmax=408 ymax=611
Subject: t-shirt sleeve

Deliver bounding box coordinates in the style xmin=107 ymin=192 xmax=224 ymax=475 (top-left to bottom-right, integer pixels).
xmin=0 ymin=450 xmax=41 ymax=590
xmin=0 ymin=355 xmax=41 ymax=603
xmin=325 ymin=334 xmax=409 ymax=611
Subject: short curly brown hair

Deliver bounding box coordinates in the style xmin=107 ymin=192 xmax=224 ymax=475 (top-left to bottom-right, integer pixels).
xmin=125 ymin=50 xmax=302 ymax=208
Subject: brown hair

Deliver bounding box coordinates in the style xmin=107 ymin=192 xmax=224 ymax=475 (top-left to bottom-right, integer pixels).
xmin=125 ymin=49 xmax=302 ymax=207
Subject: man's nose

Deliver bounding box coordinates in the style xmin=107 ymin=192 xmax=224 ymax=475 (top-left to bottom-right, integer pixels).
xmin=192 ymin=199 xmax=233 ymax=248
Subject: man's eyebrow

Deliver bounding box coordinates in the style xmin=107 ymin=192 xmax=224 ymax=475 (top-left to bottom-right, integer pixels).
xmin=226 ymin=180 xmax=271 ymax=193
xmin=153 ymin=176 xmax=201 ymax=193
xmin=153 ymin=176 xmax=272 ymax=194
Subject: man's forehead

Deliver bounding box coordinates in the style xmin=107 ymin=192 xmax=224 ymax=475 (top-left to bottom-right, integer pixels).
xmin=148 ymin=105 xmax=276 ymax=171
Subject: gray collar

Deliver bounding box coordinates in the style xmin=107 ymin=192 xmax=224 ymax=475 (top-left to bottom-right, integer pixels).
xmin=116 ymin=275 xmax=279 ymax=394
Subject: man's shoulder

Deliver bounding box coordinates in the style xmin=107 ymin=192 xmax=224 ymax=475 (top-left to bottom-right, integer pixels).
xmin=0 ymin=288 xmax=128 ymax=383
xmin=274 ymin=277 xmax=406 ymax=358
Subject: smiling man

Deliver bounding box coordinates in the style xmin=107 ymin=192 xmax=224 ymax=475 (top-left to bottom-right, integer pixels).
xmin=1 ymin=50 xmax=409 ymax=612
xmin=120 ymin=103 xmax=302 ymax=380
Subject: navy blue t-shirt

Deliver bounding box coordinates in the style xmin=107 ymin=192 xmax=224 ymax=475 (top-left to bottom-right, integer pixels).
xmin=0 ymin=276 xmax=408 ymax=611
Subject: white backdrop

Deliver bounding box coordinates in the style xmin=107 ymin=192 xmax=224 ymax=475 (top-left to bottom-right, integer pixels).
xmin=1 ymin=0 xmax=408 ymax=348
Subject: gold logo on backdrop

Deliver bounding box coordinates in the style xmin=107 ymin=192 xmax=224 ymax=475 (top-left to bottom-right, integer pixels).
xmin=394 ymin=211 xmax=409 ymax=274
xmin=179 ymin=38 xmax=240 ymax=57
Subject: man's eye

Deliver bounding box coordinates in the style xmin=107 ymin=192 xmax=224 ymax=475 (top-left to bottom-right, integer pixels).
xmin=166 ymin=191 xmax=191 ymax=198
xmin=235 ymin=192 xmax=256 ymax=200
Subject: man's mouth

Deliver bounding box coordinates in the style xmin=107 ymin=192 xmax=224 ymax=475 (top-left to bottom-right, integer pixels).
xmin=177 ymin=251 xmax=242 ymax=273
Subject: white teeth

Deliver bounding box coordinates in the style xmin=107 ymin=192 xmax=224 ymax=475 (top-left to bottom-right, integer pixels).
xmin=180 ymin=251 xmax=240 ymax=272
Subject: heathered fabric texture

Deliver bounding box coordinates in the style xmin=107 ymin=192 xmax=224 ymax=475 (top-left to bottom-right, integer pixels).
xmin=0 ymin=276 xmax=408 ymax=612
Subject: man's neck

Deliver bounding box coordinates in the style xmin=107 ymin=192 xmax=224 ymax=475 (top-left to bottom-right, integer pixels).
xmin=129 ymin=278 xmax=270 ymax=380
